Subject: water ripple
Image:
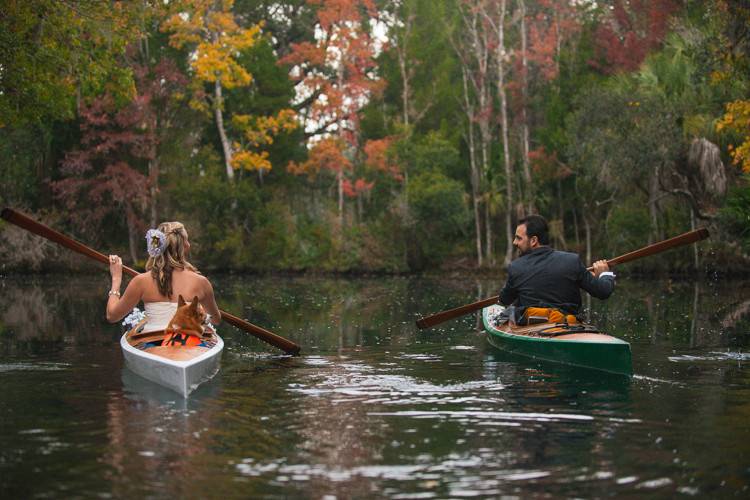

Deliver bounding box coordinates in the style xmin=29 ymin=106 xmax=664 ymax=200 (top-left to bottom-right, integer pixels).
xmin=668 ymin=351 xmax=750 ymax=362
xmin=0 ymin=362 xmax=70 ymax=372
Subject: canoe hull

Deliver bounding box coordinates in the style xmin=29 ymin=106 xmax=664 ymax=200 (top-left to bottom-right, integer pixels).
xmin=120 ymin=333 xmax=223 ymax=397
xmin=483 ymin=305 xmax=632 ymax=376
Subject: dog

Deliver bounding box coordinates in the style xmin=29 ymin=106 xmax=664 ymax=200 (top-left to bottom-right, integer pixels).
xmin=161 ymin=295 xmax=207 ymax=347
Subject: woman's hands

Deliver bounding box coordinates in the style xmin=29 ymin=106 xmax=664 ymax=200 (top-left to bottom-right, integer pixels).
xmin=109 ymin=255 xmax=123 ymax=292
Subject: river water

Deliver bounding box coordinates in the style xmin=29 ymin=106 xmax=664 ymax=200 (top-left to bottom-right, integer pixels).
xmin=1 ymin=273 xmax=749 ymax=498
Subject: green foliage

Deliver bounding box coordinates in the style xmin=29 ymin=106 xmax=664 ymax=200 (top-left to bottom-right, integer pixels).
xmin=0 ymin=0 xmax=135 ymax=128
xmin=605 ymin=200 xmax=653 ymax=254
xmin=719 ymin=177 xmax=750 ymax=251
xmin=396 ymin=131 xmax=463 ymax=179
xmin=407 ymin=170 xmax=469 ymax=267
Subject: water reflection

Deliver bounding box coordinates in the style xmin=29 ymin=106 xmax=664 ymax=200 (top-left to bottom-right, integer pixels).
xmin=1 ymin=273 xmax=750 ymax=497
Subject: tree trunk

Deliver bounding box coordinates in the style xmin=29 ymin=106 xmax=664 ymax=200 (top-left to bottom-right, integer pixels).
xmin=690 ymin=208 xmax=699 ymax=270
xmin=338 ymin=169 xmax=344 ymax=225
xmin=519 ymin=0 xmax=533 ymax=213
xmin=485 ymin=199 xmax=494 ymax=266
xmin=126 ymin=208 xmax=138 ymax=264
xmin=648 ymin=169 xmax=660 ymax=244
xmin=584 ymin=214 xmax=592 ymax=267
xmin=460 ymin=52 xmax=484 ymax=267
xmin=148 ymin=158 xmax=159 ymax=227
xmin=496 ymin=0 xmax=514 ymax=267
xmin=214 ymin=78 xmax=234 ymax=181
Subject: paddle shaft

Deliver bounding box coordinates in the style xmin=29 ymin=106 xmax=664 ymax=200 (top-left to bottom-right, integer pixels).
xmin=416 ymin=227 xmax=710 ymax=330
xmin=1 ymin=208 xmax=301 ymax=355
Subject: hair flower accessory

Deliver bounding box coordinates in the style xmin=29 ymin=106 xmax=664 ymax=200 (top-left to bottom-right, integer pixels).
xmin=145 ymin=229 xmax=167 ymax=257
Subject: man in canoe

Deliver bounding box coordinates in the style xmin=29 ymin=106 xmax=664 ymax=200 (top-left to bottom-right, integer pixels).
xmin=499 ymin=215 xmax=614 ymax=325
xmin=105 ymin=222 xmax=221 ymax=341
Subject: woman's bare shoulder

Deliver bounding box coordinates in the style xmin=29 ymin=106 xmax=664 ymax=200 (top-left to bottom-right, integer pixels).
xmin=182 ymin=270 xmax=212 ymax=285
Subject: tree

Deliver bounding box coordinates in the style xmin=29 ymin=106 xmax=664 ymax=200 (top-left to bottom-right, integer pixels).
xmin=481 ymin=0 xmax=513 ymax=266
xmin=53 ymin=96 xmax=152 ymax=263
xmin=0 ymin=0 xmax=136 ymax=127
xmin=452 ymin=0 xmax=494 ymax=266
xmin=163 ymin=0 xmax=296 ymax=181
xmin=281 ymin=0 xmax=385 ymax=221
xmin=591 ymin=0 xmax=680 ymax=74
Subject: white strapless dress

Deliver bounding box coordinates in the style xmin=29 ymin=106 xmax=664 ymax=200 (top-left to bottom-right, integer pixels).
xmin=142 ymin=302 xmax=178 ymax=333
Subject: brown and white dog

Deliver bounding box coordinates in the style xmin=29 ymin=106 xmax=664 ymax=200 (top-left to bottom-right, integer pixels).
xmin=161 ymin=295 xmax=207 ymax=347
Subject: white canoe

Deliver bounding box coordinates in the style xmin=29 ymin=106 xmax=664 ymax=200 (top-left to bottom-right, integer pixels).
xmin=120 ymin=329 xmax=223 ymax=398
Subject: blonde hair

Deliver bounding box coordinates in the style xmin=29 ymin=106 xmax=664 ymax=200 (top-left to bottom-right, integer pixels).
xmin=145 ymin=221 xmax=198 ymax=297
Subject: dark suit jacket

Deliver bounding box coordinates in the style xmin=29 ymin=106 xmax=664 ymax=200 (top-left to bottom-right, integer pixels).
xmin=499 ymin=246 xmax=615 ymax=316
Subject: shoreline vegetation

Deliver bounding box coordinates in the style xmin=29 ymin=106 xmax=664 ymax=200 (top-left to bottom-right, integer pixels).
xmin=2 ymin=2 xmax=749 ymax=276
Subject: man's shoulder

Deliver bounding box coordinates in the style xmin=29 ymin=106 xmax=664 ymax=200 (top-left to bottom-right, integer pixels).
xmin=551 ymin=249 xmax=581 ymax=260
xmin=548 ymin=250 xmax=584 ymax=269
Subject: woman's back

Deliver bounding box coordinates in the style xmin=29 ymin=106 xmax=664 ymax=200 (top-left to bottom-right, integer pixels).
xmin=106 ymin=221 xmax=221 ymax=326
xmin=139 ymin=269 xmax=209 ymax=304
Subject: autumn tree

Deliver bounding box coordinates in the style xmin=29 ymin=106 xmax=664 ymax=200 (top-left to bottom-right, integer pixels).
xmin=0 ymin=0 xmax=139 ymax=207
xmin=53 ymin=96 xmax=153 ymax=263
xmin=515 ymin=0 xmax=581 ymax=214
xmin=281 ymin=0 xmax=385 ymax=222
xmin=162 ymin=0 xmax=296 ymax=182
xmin=591 ymin=0 xmax=680 ymax=74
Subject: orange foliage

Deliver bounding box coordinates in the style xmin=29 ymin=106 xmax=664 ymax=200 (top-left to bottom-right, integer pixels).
xmin=342 ymin=178 xmax=375 ymax=198
xmin=287 ymin=137 xmax=352 ymax=178
xmin=364 ymin=136 xmax=402 ymax=181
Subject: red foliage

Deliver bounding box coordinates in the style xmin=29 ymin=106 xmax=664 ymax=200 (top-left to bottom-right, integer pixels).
xmin=591 ymin=0 xmax=680 ymax=74
xmin=280 ymin=0 xmax=384 ymax=147
xmin=528 ymin=147 xmax=571 ymax=181
xmin=526 ymin=0 xmax=581 ymax=82
xmin=53 ymin=57 xmax=187 ymax=239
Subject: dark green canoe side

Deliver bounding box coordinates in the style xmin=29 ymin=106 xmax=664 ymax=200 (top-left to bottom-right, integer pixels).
xmin=482 ymin=307 xmax=632 ymax=376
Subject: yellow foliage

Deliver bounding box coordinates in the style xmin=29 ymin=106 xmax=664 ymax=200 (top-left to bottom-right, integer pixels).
xmin=717 ymin=99 xmax=750 ymax=173
xmin=235 ymin=109 xmax=298 ymax=147
xmin=229 ymin=109 xmax=298 ymax=171
xmin=161 ymin=1 xmax=261 ymax=88
xmin=231 ymin=149 xmax=271 ymax=172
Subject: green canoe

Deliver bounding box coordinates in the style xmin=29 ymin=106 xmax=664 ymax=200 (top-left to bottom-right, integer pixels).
xmin=482 ymin=305 xmax=632 ymax=376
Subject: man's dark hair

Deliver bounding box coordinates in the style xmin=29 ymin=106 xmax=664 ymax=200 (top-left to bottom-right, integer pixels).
xmin=518 ymin=215 xmax=549 ymax=245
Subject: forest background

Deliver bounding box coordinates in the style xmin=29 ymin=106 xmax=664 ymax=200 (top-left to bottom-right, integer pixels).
xmin=1 ymin=0 xmax=749 ymax=275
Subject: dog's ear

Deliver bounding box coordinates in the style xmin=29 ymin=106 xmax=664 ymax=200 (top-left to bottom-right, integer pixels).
xmin=178 ymin=295 xmax=186 ymax=307
xmin=190 ymin=296 xmax=200 ymax=311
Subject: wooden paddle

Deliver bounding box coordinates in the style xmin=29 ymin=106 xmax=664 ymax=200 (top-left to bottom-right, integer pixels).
xmin=1 ymin=207 xmax=301 ymax=355
xmin=416 ymin=227 xmax=710 ymax=330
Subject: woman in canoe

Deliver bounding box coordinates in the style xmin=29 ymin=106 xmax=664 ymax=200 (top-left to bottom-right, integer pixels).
xmin=105 ymin=222 xmax=221 ymax=335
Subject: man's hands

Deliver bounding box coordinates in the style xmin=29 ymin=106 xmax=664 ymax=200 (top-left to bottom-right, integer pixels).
xmin=591 ymin=259 xmax=610 ymax=277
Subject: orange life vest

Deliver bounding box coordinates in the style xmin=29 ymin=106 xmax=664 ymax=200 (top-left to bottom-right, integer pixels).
xmin=524 ymin=307 xmax=578 ymax=325
xmin=161 ymin=329 xmax=203 ymax=347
